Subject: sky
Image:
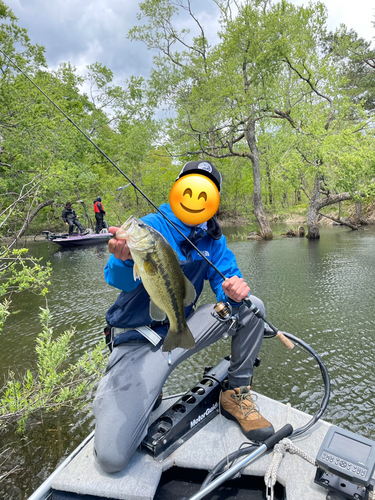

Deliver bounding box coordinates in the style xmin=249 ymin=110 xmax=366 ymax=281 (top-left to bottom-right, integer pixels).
xmin=5 ymin=0 xmax=375 ymax=89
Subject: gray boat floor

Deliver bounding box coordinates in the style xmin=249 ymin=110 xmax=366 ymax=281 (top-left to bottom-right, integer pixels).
xmin=51 ymin=392 xmax=341 ymax=500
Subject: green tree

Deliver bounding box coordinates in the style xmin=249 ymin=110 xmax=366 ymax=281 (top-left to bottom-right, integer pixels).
xmin=0 ymin=2 xmax=159 ymax=237
xmin=268 ymin=8 xmax=375 ymax=237
xmin=322 ymin=25 xmax=375 ymax=113
xmin=129 ymin=0 xmax=287 ymax=239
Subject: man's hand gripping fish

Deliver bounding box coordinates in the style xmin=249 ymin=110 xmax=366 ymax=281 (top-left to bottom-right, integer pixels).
xmin=116 ymin=216 xmax=196 ymax=352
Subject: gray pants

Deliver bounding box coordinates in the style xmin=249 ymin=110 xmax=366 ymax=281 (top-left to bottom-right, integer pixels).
xmin=92 ymin=296 xmax=266 ymax=473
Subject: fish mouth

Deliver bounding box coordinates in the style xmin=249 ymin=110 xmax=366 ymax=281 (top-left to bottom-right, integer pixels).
xmin=180 ymin=203 xmax=205 ymax=214
xmin=118 ymin=216 xmax=154 ymax=247
xmin=121 ymin=215 xmax=138 ymax=232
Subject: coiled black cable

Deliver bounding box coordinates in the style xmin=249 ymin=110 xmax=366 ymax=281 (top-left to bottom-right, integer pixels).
xmin=284 ymin=331 xmax=330 ymax=437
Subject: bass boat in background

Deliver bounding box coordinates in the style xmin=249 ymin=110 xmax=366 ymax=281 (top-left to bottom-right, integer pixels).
xmin=42 ymin=229 xmax=112 ymax=248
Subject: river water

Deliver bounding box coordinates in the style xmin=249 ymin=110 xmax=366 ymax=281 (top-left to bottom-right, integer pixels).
xmin=1 ymin=225 xmax=375 ymax=498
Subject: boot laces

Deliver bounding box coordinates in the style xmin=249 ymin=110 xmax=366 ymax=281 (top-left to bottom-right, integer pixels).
xmin=231 ymin=390 xmax=261 ymax=421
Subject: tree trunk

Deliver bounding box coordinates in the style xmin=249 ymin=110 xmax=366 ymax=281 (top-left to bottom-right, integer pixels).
xmin=265 ymin=161 xmax=273 ymax=205
xmin=356 ymin=201 xmax=362 ymax=220
xmin=318 ymin=212 xmax=358 ymax=230
xmin=16 ymin=199 xmax=55 ymax=240
xmin=306 ymin=174 xmax=355 ymax=239
xmin=245 ymin=120 xmax=272 ymax=240
xmin=306 ymin=176 xmax=322 ymax=239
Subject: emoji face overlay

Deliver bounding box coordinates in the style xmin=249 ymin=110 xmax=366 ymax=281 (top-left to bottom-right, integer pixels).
xmin=169 ymin=174 xmax=220 ymax=225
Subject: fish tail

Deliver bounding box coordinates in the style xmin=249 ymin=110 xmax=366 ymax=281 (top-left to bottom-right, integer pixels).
xmin=162 ymin=325 xmax=195 ymax=352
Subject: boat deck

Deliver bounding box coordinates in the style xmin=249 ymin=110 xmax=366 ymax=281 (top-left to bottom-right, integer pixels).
xmin=51 ymin=392 xmax=334 ymax=500
xmin=50 ymin=233 xmax=112 ymax=247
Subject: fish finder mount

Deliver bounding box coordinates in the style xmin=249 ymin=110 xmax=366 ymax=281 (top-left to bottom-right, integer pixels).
xmin=315 ymin=425 xmax=375 ymax=500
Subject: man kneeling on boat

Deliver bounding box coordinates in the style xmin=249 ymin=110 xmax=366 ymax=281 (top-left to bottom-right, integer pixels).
xmin=92 ymin=161 xmax=274 ymax=473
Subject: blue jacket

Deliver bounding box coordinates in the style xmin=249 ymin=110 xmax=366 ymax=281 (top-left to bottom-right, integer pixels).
xmin=104 ymin=204 xmax=243 ymax=343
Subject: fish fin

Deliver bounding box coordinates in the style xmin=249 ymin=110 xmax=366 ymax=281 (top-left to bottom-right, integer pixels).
xmin=133 ymin=263 xmax=142 ymax=281
xmin=149 ymin=300 xmax=167 ymax=321
xmin=183 ymin=276 xmax=196 ymax=307
xmin=143 ymin=255 xmax=158 ymax=276
xmin=162 ymin=325 xmax=195 ymax=352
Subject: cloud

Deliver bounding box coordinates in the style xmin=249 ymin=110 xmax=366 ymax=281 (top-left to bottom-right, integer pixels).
xmin=8 ymin=0 xmax=154 ymax=83
xmin=7 ymin=0 xmax=220 ymax=87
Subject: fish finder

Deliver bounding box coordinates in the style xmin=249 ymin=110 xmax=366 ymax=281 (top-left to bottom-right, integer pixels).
xmin=315 ymin=425 xmax=375 ymax=500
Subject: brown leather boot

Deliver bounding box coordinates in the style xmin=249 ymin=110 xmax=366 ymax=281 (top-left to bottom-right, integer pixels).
xmin=220 ymin=385 xmax=274 ymax=441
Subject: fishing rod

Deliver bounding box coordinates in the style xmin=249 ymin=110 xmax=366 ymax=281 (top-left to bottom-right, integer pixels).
xmin=2 ymin=50 xmax=293 ymax=348
xmin=6 ymin=52 xmax=331 ymax=500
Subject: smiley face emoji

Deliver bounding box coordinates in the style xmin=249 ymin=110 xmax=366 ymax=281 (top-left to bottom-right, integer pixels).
xmin=169 ymin=174 xmax=220 ymax=225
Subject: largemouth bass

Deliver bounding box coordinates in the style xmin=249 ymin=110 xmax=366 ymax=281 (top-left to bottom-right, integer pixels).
xmin=115 ymin=216 xmax=196 ymax=352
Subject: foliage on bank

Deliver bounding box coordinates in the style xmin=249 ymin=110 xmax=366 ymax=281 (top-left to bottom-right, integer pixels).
xmin=0 ymin=307 xmax=107 ymax=434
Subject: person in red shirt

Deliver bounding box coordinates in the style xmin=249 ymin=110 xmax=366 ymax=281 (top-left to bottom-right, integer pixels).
xmin=93 ymin=197 xmax=106 ymax=233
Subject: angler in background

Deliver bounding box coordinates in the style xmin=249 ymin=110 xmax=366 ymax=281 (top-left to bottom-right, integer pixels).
xmin=61 ymin=202 xmax=84 ymax=236
xmin=92 ymin=161 xmax=275 ymax=474
xmin=93 ymin=196 xmax=106 ymax=233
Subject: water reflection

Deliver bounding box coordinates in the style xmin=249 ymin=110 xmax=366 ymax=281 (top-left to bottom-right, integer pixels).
xmin=1 ymin=226 xmax=375 ymax=498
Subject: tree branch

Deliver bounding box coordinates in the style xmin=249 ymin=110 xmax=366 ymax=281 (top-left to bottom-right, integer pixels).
xmin=318 ymin=212 xmax=357 ymax=230
xmin=283 ymin=57 xmax=335 ymax=130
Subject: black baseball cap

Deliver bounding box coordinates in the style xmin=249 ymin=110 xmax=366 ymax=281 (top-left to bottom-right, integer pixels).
xmin=176 ymin=160 xmax=222 ymax=193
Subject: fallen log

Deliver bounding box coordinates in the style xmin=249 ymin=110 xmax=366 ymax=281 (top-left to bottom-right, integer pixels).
xmin=318 ymin=212 xmax=358 ymax=230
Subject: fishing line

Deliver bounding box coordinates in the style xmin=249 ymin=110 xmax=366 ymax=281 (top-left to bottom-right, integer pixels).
xmin=0 ymin=51 xmax=295 ymax=342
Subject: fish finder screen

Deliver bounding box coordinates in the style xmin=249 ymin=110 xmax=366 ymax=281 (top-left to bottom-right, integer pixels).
xmin=329 ymin=432 xmax=371 ymax=464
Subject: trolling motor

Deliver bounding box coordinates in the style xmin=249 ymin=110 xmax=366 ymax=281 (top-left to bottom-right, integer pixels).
xmin=42 ymin=230 xmax=54 ymax=240
xmin=42 ymin=230 xmax=68 ymax=241
xmin=142 ymin=358 xmax=230 ymax=461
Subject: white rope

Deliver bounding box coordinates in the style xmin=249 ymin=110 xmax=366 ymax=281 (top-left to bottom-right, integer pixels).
xmin=264 ymin=438 xmax=316 ymax=499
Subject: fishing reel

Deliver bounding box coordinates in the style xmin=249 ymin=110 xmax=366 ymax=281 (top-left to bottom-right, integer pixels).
xmin=211 ymin=302 xmax=239 ymax=340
